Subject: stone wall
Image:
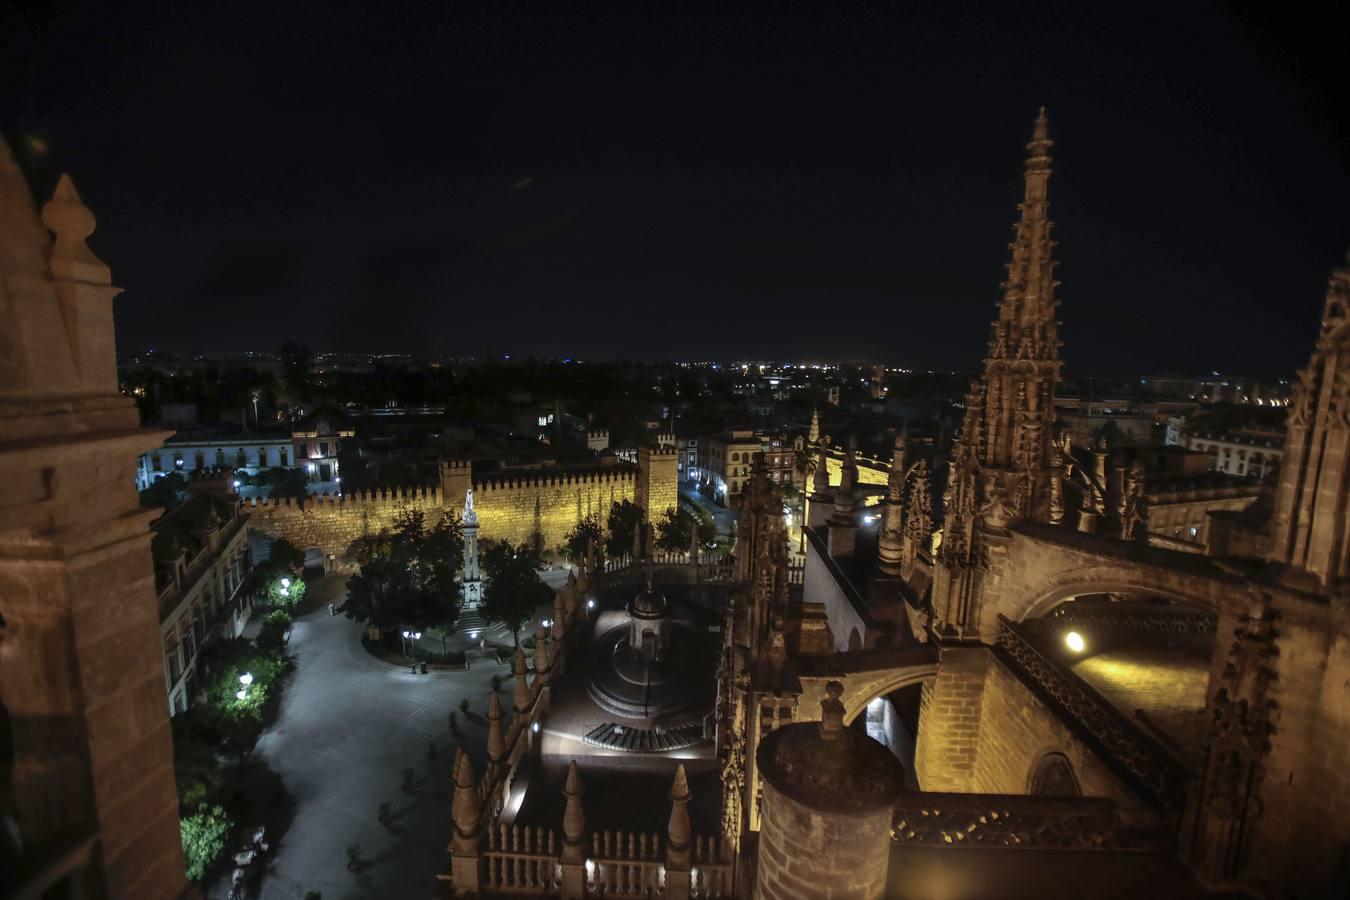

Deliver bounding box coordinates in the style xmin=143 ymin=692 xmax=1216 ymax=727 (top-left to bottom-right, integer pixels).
xmin=472 ymin=469 xmax=637 ymax=549
xmin=755 ymin=774 xmax=893 ymax=900
xmin=244 ymin=487 xmax=448 ymax=562
xmin=635 ymin=446 xmax=679 ymax=522
xmin=914 ymin=644 xmax=990 ymax=792
xmin=970 ymin=655 xmax=1140 ymax=808
xmin=1246 ymin=592 xmax=1350 ymax=895
xmin=246 ymin=462 xmax=661 ymax=559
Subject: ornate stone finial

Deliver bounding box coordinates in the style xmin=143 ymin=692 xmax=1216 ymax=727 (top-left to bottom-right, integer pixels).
xmin=819 ymin=681 xmax=845 ymax=740
xmin=450 ymin=749 xmax=480 ymax=854
xmin=561 ymin=760 xmax=587 ymax=863
xmin=552 ymin=592 xmax=567 ymax=639
xmin=486 ymin=692 xmax=506 ymax=766
xmin=42 ymin=174 xmax=110 ymax=285
xmin=667 ymin=763 xmax=692 ymax=868
xmin=513 ymin=648 xmax=532 ymax=714
xmin=534 ymin=621 xmax=552 ymax=674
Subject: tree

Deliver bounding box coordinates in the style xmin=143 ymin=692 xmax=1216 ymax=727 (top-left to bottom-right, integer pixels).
xmin=251 ymin=538 xmax=306 ymax=609
xmin=254 ymin=466 xmax=310 ymax=502
xmin=344 ymin=509 xmax=463 ymax=634
xmin=180 ymin=803 xmax=233 ymax=882
xmin=481 ymin=540 xmax=550 ymax=647
xmin=654 ymin=506 xmax=695 ymax=553
xmin=605 ymin=499 xmax=644 ymax=558
xmin=140 ymin=473 xmax=188 ymax=510
xmin=563 ymin=515 xmax=603 ymax=563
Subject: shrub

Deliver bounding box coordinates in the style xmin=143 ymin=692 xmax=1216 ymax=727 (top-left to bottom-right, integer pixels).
xmin=180 ymin=804 xmax=233 ymax=882
xmin=257 ymin=609 xmax=292 ymax=651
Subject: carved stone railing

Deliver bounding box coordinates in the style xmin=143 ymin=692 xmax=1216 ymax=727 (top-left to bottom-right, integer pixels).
xmin=1044 ymin=603 xmax=1216 ymax=635
xmin=482 ymin=823 xmax=562 ymax=894
xmin=994 ymin=616 xmax=1192 ymax=810
xmin=590 ymin=830 xmax=664 ymax=895
xmin=690 ymin=836 xmax=735 ymax=898
xmin=891 ymin=792 xmax=1168 ymax=851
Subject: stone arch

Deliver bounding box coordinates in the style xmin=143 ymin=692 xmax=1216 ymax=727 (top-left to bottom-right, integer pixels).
xmin=838 ymin=666 xmax=939 ymax=726
xmin=1028 ymin=751 xmax=1080 ymax=797
xmin=1012 ymin=571 xmax=1226 ymax=624
xmin=303 ymin=547 xmax=325 ymax=570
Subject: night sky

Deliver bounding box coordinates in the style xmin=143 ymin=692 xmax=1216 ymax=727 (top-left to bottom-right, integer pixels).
xmin=6 ymin=2 xmax=1347 ymax=373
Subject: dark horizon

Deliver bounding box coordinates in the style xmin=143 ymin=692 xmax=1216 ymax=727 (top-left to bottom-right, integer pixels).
xmin=6 ymin=1 xmax=1348 ymax=374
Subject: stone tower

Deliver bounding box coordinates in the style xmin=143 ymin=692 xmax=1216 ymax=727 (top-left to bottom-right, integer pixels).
xmin=0 ymin=140 xmax=190 ymax=897
xmin=932 ymin=107 xmax=1063 ymax=638
xmin=1268 ymin=253 xmax=1350 ymax=585
xmin=753 ymin=682 xmax=904 ymax=899
xmin=636 ymin=444 xmax=678 ymax=523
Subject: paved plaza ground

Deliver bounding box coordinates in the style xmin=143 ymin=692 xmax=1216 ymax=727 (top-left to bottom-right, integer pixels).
xmin=211 ymin=573 xmax=553 ymax=900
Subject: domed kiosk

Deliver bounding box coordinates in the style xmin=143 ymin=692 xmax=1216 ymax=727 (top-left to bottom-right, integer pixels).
xmin=585 ymin=576 xmax=705 ymax=722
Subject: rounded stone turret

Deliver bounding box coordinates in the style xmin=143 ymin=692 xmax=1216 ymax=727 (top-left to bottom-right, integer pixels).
xmin=753 ymin=682 xmax=903 ymax=900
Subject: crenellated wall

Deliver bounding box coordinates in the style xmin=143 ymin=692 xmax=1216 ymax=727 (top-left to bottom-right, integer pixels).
xmin=246 ymin=457 xmax=667 ymax=559
xmin=471 ymin=468 xmax=637 ymax=549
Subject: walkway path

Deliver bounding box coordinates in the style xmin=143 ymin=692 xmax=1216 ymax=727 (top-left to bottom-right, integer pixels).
xmin=221 ymin=574 xmax=512 ymax=900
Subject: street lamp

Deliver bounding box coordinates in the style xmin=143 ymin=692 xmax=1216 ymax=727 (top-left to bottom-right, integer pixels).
xmin=239 ymin=673 xmax=253 ymax=687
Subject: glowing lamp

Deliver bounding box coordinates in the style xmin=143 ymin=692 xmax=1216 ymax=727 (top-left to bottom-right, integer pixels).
xmin=1064 ymin=631 xmax=1086 ymax=654
xmin=281 ymin=578 xmax=291 ymax=589
xmin=239 ymin=673 xmax=253 ymax=687
xmin=531 ymin=722 xmax=540 ymax=734
xmin=235 ymin=689 xmax=247 ymax=701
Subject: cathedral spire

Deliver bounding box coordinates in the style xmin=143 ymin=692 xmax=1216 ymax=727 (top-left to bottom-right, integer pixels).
xmin=992 ymin=106 xmax=1059 ymax=362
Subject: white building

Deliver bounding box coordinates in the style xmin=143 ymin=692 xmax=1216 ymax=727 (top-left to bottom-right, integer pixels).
xmin=152 ymin=493 xmax=253 ymax=716
xmin=1185 ymin=431 xmax=1283 ymax=480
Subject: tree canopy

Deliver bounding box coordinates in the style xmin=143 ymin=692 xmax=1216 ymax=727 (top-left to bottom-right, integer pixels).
xmin=481 ymin=540 xmax=551 ymax=646
xmin=605 ymin=499 xmax=644 ymax=558
xmin=563 ymin=515 xmax=603 ymax=563
xmin=344 ymin=509 xmax=463 ymax=633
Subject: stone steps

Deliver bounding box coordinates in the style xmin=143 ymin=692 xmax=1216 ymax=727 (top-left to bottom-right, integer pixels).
xmin=581 ymin=721 xmax=704 ymax=753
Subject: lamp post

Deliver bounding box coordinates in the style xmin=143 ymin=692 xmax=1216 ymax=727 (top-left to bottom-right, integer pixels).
xmin=236 ymin=672 xmax=253 ymax=701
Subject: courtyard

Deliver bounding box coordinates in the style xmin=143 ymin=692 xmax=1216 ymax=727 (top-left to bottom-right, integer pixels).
xmin=209 ymin=573 xmax=568 ymax=900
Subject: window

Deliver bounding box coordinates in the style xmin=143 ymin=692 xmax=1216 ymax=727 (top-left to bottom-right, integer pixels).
xmin=216 ymin=449 xmax=226 ymax=466
xmin=164 ymin=634 xmax=182 ymax=683
xmin=236 ymin=449 xmax=247 ymax=467
xmin=194 ymin=452 xmax=205 ymax=469
xmin=151 ymin=452 xmax=162 ymax=471
xmin=174 ymin=454 xmax=184 ymax=468
xmin=279 ymin=448 xmax=289 ymax=466
xmin=320 ymin=441 xmax=331 ymax=456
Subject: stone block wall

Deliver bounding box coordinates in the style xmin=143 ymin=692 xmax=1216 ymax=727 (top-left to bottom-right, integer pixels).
xmin=636 ymin=446 xmax=679 ymax=521
xmin=247 ymin=452 xmax=683 ymax=559
xmin=914 ymin=644 xmax=990 ymax=792
xmin=1246 ymin=595 xmax=1350 ymax=895
xmin=245 ymin=487 xmax=448 ymax=562
xmin=970 ymin=655 xmax=1139 ymax=807
xmin=472 ymin=470 xmax=636 ymax=549
xmin=755 ymin=779 xmax=892 ymax=900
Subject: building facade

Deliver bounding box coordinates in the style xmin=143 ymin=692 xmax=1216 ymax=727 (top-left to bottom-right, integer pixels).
xmin=1185 ymin=429 xmax=1283 ymax=480
xmin=152 ymin=493 xmax=253 ymax=715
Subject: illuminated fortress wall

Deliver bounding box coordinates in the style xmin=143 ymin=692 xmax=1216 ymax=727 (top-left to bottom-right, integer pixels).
xmin=246 ymin=456 xmax=670 ymax=561
xmin=470 ymin=469 xmax=637 ymax=549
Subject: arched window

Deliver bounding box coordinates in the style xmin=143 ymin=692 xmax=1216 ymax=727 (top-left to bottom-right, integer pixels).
xmin=1028 ymin=752 xmax=1080 ymax=797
